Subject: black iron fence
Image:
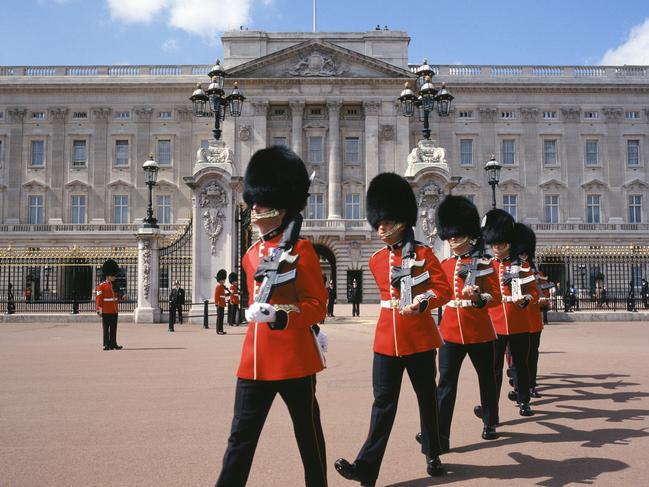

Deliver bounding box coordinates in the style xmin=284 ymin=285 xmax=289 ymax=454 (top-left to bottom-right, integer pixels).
xmin=0 ymin=247 xmax=137 ymax=314
xmin=538 ymin=245 xmax=649 ymax=312
xmin=158 ymin=221 xmax=192 ymax=314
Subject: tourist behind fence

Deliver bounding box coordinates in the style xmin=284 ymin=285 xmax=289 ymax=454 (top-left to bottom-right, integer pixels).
xmin=227 ymin=272 xmax=240 ymax=326
xmin=96 ymin=259 xmax=123 ymax=351
xmin=214 ymin=270 xmax=228 ymax=334
xmin=168 ymin=280 xmax=185 ymax=332
xmin=215 ymin=146 xmax=328 ymax=487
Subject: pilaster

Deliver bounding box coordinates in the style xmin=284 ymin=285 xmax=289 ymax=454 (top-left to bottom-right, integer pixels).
xmin=326 ymin=99 xmax=342 ymax=219
xmin=90 ymin=107 xmax=111 ymax=223
xmin=289 ymin=99 xmax=305 ymax=157
xmin=363 ymin=99 xmax=380 ymax=191
xmin=134 ymin=227 xmax=161 ymax=323
xmin=48 ymin=107 xmax=68 ymax=223
xmin=561 ymin=107 xmax=582 ymax=222
xmin=603 ymin=107 xmax=624 ymax=222
xmin=6 ymin=108 xmax=26 ymax=223
xmin=251 ymin=100 xmax=269 ymax=155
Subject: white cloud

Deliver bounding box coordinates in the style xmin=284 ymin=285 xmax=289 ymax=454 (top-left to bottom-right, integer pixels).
xmin=161 ymin=38 xmax=179 ymax=52
xmin=600 ymin=18 xmax=649 ymax=65
xmin=105 ymin=0 xmax=263 ymax=37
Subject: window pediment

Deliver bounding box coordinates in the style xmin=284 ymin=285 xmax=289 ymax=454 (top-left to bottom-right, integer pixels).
xmin=581 ymin=178 xmax=608 ymax=191
xmin=107 ymin=178 xmax=133 ymax=189
xmin=499 ymin=178 xmax=523 ymax=190
xmin=455 ymin=178 xmax=481 ymax=191
xmin=22 ymin=179 xmax=49 ymax=191
xmin=622 ymin=178 xmax=649 ymax=190
xmin=64 ymin=179 xmax=90 ymax=190
xmin=539 ymin=178 xmax=567 ymax=191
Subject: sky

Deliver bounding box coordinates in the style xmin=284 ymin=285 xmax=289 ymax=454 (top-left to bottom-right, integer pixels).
xmin=2 ymin=0 xmax=649 ymax=67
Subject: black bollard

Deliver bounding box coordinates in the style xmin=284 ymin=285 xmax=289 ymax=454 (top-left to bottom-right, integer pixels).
xmin=203 ymin=300 xmax=209 ymax=329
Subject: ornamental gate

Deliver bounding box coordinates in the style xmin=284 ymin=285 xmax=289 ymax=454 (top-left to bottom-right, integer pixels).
xmin=158 ymin=220 xmax=193 ymax=314
xmin=235 ymin=204 xmax=252 ymax=308
xmin=0 ymin=246 xmax=137 ymax=313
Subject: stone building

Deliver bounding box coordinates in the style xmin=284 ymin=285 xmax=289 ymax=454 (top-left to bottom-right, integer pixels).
xmin=1 ymin=29 xmax=648 ymax=304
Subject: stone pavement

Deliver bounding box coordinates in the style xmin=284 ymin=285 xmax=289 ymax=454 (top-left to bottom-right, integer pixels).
xmin=1 ymin=310 xmax=649 ymax=486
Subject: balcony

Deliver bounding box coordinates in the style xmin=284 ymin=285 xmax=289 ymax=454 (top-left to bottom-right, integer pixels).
xmin=529 ymin=223 xmax=649 ymax=232
xmin=301 ymin=219 xmax=373 ymax=237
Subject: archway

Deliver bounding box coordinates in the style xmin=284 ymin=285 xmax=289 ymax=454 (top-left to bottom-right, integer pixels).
xmin=313 ymin=244 xmax=337 ymax=288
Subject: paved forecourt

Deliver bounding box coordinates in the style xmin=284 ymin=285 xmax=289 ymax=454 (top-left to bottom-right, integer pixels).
xmin=1 ymin=309 xmax=649 ymax=486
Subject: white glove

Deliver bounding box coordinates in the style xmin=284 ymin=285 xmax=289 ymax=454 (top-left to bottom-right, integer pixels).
xmin=245 ymin=302 xmax=276 ymax=323
xmin=316 ymin=330 xmax=328 ymax=353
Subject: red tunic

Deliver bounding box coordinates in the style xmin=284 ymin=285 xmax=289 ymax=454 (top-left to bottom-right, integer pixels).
xmin=439 ymin=255 xmax=501 ymax=344
xmin=229 ymin=283 xmax=240 ymax=305
xmin=214 ymin=283 xmax=227 ymax=308
xmin=528 ymin=273 xmax=549 ymax=333
xmin=370 ymin=243 xmax=452 ymax=357
xmin=488 ymin=258 xmax=540 ymax=335
xmin=236 ymin=235 xmax=327 ymax=381
xmin=95 ymin=281 xmax=119 ymax=314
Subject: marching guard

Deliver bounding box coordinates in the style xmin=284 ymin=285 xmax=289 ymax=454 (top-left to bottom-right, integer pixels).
xmin=434 ymin=196 xmax=502 ymax=449
xmin=215 ymin=146 xmax=328 ymax=487
xmin=335 ymin=173 xmax=452 ymax=486
xmin=482 ymin=210 xmax=539 ymax=417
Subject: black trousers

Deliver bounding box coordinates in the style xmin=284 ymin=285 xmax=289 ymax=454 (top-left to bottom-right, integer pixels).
xmin=327 ymin=300 xmax=334 ymax=317
xmin=354 ymin=350 xmax=442 ymax=483
xmin=216 ymin=307 xmax=225 ymax=333
xmin=228 ymin=304 xmax=240 ymax=325
xmin=495 ymin=333 xmax=530 ymax=404
xmin=102 ymin=314 xmax=118 ymax=348
xmin=216 ymin=375 xmax=327 ymax=487
xmin=528 ymin=331 xmax=542 ymax=388
xmin=438 ymin=340 xmax=499 ymax=447
xmin=352 ymin=302 xmax=360 ymax=317
xmin=541 ymin=307 xmax=548 ymax=324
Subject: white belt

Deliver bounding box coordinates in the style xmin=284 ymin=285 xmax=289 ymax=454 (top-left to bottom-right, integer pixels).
xmin=380 ymin=299 xmax=400 ymax=309
xmin=446 ymin=299 xmax=474 ymax=308
xmin=104 ymin=298 xmax=118 ymax=302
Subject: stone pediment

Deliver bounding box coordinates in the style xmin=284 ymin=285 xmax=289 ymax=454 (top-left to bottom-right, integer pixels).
xmin=539 ymin=178 xmax=566 ymax=190
xmin=342 ymin=177 xmax=364 ymax=187
xmin=156 ymin=178 xmax=178 ymax=189
xmin=64 ymin=179 xmax=90 ymax=189
xmin=499 ymin=178 xmax=523 ymax=190
xmin=622 ymin=178 xmax=649 ymax=190
xmin=455 ymin=178 xmax=481 ymax=191
xmin=581 ymin=178 xmax=608 ymax=190
xmin=22 ymin=179 xmax=48 ymax=191
xmin=227 ymin=40 xmax=413 ymax=79
xmin=107 ymin=178 xmax=133 ymax=189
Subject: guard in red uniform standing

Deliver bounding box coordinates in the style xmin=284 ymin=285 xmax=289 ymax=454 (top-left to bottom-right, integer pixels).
xmin=214 ymin=269 xmax=227 ymax=335
xmin=433 ymin=196 xmax=502 ymax=449
xmin=228 ymin=272 xmax=241 ymax=326
xmin=215 ymin=146 xmax=328 ymax=487
xmin=95 ymin=259 xmax=123 ymax=351
xmin=483 ymin=210 xmax=539 ymax=417
xmin=335 ymin=173 xmax=452 ymax=487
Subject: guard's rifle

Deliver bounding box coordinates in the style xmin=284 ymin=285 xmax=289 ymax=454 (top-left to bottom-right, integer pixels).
xmin=253 ymin=213 xmax=303 ymax=329
xmin=390 ymin=227 xmax=431 ymax=310
xmin=503 ymin=257 xmax=535 ymax=307
xmin=457 ymin=236 xmax=494 ymax=307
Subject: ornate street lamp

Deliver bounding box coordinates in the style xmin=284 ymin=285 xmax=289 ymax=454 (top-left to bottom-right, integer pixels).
xmin=142 ymin=154 xmax=160 ymax=228
xmin=398 ymin=59 xmax=455 ymax=140
xmin=190 ymin=59 xmax=246 ymax=141
xmin=484 ymin=154 xmax=502 ymax=209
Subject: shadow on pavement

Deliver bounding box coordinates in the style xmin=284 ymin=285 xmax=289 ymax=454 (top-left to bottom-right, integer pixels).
xmin=123 ymin=347 xmax=187 ymax=351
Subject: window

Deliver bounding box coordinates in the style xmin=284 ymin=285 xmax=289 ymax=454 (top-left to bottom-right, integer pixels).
xmin=114 ymin=111 xmax=130 ymax=120
xmin=158 ymin=111 xmax=172 ymax=119
xmin=31 ymin=112 xmax=46 ymax=120
xmin=585 ymin=139 xmax=599 ymax=166
xmin=503 ymin=194 xmax=517 ymax=220
xmin=307 ymin=193 xmax=324 ymax=219
xmin=629 ymin=195 xmax=642 ymax=223
xmin=500 ymin=111 xmax=515 ymax=119
xmin=458 ymin=111 xmax=473 ymax=119
xmin=156 ymin=195 xmax=171 ymax=224
xmin=157 ymin=139 xmax=172 ymax=166
xmin=460 ymin=139 xmax=473 ymax=165
xmin=308 ymin=136 xmax=323 ymax=163
xmin=72 ymin=140 xmax=87 ymax=167
xmin=345 ymin=193 xmax=361 ymax=219
xmin=115 ymin=140 xmax=129 ymax=166
xmin=625 ymin=111 xmax=640 ymax=120
xmin=113 ymin=195 xmax=129 ymax=224
xmin=309 ymin=107 xmax=322 ymax=116
xmin=544 ymin=195 xmax=559 ymax=223
xmin=502 ymin=139 xmax=515 ymax=165
xmin=586 ymin=195 xmax=601 ymax=223
xmin=73 ymin=111 xmax=87 ymax=120
xmin=271 ymin=137 xmax=288 ymax=147
xmin=31 ymin=140 xmax=45 ymax=167
xmin=627 ymin=140 xmax=640 ymax=166
xmin=0 ymin=111 xmax=4 ymax=120
xmin=543 ymin=139 xmax=557 ymax=165
xmin=28 ymin=195 xmax=44 ymax=224
xmin=71 ymin=195 xmax=86 ymax=224
xmin=543 ymin=111 xmax=557 ymax=120
xmin=344 ymin=137 xmax=360 ymax=163
xmin=345 ymin=107 xmax=359 ymax=117
xmin=272 ymin=108 xmax=286 ymax=116
xmin=584 ymin=111 xmax=599 ymax=120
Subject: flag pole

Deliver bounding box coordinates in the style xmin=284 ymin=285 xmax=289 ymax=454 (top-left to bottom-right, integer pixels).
xmin=313 ymin=0 xmax=317 ymax=32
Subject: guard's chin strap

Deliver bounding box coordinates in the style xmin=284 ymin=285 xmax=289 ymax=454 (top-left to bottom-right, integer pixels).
xmin=252 ymin=208 xmax=280 ymax=221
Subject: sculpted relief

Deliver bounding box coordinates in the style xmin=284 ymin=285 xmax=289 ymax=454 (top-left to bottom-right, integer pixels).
xmin=200 ymin=181 xmax=228 ymax=255
xmin=418 ymin=180 xmax=443 ymax=246
xmin=287 ymin=51 xmax=345 ymax=77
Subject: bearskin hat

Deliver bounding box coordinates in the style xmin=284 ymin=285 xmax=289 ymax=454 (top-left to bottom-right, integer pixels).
xmin=215 ymin=269 xmax=227 ymax=281
xmin=482 ymin=209 xmax=515 ymax=244
xmin=243 ymin=145 xmax=310 ymax=219
xmin=512 ymin=222 xmax=536 ymax=260
xmin=228 ymin=272 xmax=238 ymax=284
xmin=435 ymin=195 xmax=481 ymax=240
xmin=102 ymin=259 xmax=120 ymax=277
xmin=366 ymin=172 xmax=418 ymax=230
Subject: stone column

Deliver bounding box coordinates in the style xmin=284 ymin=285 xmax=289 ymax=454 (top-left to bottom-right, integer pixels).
xmin=175 ymin=106 xmax=193 ymax=220
xmin=133 ymin=107 xmax=154 ymax=223
xmin=363 ymin=99 xmax=380 ymax=193
xmin=289 ymin=99 xmax=305 ymax=157
xmin=251 ymin=100 xmax=269 ymax=154
xmin=520 ymin=107 xmax=540 ymax=221
xmin=134 ymin=227 xmax=161 ymax=323
xmin=90 ymin=107 xmax=111 ymax=223
xmin=561 ymin=107 xmax=582 ymax=222
xmin=6 ymin=108 xmax=26 ymax=223
xmin=603 ymin=107 xmax=624 ymax=222
xmin=327 ymin=99 xmax=342 ymax=219
xmin=48 ymin=107 xmax=68 ymax=223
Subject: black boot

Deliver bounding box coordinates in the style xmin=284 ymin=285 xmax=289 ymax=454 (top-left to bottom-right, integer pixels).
xmin=519 ymin=403 xmax=534 ymax=416
xmin=473 ymin=404 xmax=483 ymax=419
xmin=482 ymin=425 xmax=499 ymax=440
xmin=334 ymin=459 xmax=374 ymax=486
xmin=530 ymin=387 xmax=541 ymax=398
xmin=426 ymin=456 xmax=445 ymax=476
xmin=508 ymin=390 xmax=518 ymax=402
xmin=415 ymin=432 xmax=422 ymax=445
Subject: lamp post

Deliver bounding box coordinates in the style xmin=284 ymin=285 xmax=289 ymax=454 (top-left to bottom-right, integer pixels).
xmin=190 ymin=59 xmax=245 ymax=141
xmin=142 ymin=154 xmax=160 ymax=228
xmin=484 ymin=154 xmax=502 ymax=209
xmin=398 ymin=59 xmax=454 ymax=140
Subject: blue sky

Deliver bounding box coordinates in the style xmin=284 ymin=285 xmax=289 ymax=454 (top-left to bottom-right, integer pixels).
xmin=2 ymin=0 xmax=649 ymax=66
